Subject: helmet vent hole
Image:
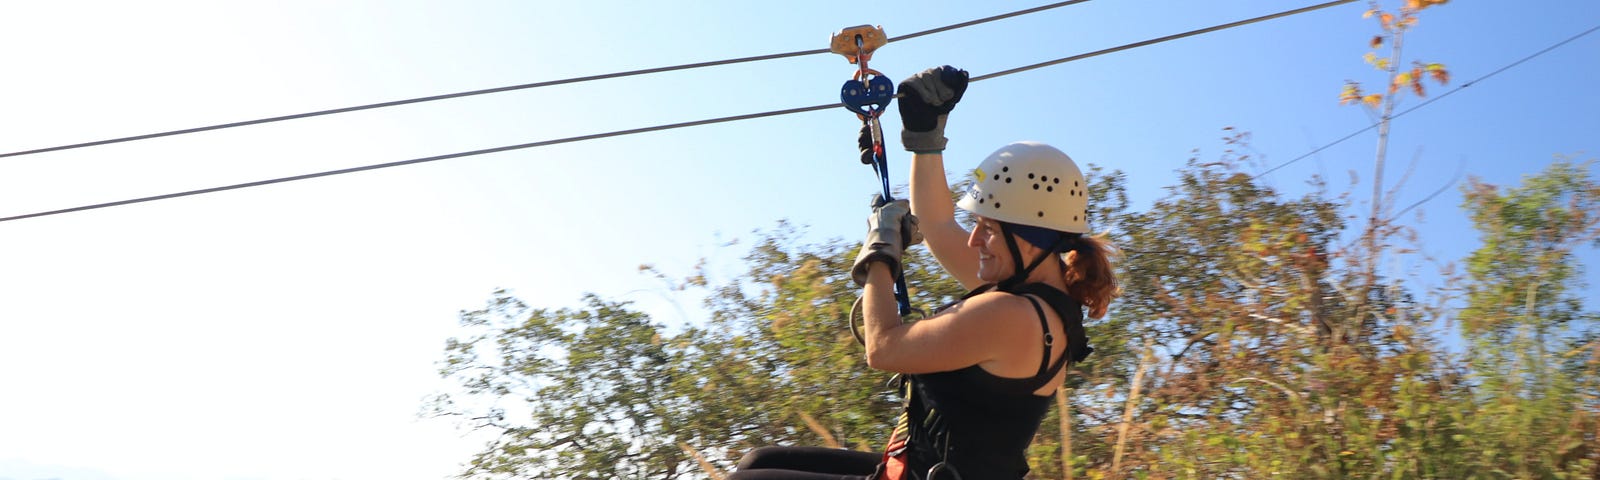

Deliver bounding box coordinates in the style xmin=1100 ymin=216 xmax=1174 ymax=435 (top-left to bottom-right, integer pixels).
xmin=1074 ymin=180 xmax=1079 ymax=187
xmin=1033 ymin=184 xmax=1040 ymax=190
xmin=1037 ymin=211 xmax=1045 ymax=217
xmin=1005 ymin=178 xmax=1012 ymax=183
xmin=1047 ymin=186 xmax=1054 ymax=192
xmin=995 ymin=202 xmax=1002 ymax=209
xmin=1028 ymin=173 xmax=1035 ymax=179
xmin=1002 ymin=166 xmax=1010 ymax=172
xmin=987 ymin=193 xmax=994 ymax=199
xmin=1054 ymin=178 xmax=1061 ymax=184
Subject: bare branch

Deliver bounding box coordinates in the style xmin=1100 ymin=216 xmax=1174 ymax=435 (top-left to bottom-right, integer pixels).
xmin=796 ymin=411 xmax=842 ymax=449
xmin=1247 ymin=313 xmax=1319 ymax=337
xmin=1170 ymin=331 xmax=1215 ymax=362
xmin=1384 ymin=146 xmax=1427 ymax=212
xmin=680 ymin=442 xmax=726 ymax=480
xmin=1058 ymin=390 xmax=1076 ymax=480
xmin=1112 ymin=336 xmax=1157 ymax=479
xmin=1230 ymin=377 xmax=1305 ymax=403
xmin=1395 ymin=158 xmax=1465 ymax=220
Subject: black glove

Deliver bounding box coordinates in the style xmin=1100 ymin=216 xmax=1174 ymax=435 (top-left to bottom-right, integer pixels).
xmin=898 ymin=65 xmax=969 ymax=153
xmin=852 ymin=195 xmax=924 ymax=286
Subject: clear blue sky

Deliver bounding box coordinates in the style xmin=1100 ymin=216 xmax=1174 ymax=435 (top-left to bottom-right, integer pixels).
xmin=0 ymin=1 xmax=1595 ymax=479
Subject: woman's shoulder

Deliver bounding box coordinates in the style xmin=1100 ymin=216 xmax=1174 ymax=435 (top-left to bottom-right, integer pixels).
xmin=939 ymin=291 xmax=1043 ymax=329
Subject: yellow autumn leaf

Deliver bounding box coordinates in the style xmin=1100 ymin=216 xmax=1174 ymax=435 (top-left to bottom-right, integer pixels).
xmin=1340 ymin=83 xmax=1362 ymax=105
xmin=1362 ymin=94 xmax=1382 ymax=108
xmin=1379 ymin=12 xmax=1394 ymax=29
xmin=1391 ymin=72 xmax=1412 ymax=95
xmin=1363 ymin=52 xmax=1377 ymax=65
xmin=1363 ymin=9 xmax=1376 ymax=18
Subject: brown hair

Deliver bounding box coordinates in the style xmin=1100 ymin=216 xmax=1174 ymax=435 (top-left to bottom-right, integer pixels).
xmin=1060 ymin=233 xmax=1120 ymax=319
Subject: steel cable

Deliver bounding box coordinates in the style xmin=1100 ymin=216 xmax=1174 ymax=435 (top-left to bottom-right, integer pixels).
xmin=0 ymin=0 xmax=1094 ymax=160
xmin=3 ymin=0 xmax=1453 ymax=224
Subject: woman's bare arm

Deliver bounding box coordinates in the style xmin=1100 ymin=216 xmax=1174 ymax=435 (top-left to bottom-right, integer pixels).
xmin=910 ymin=152 xmax=981 ymax=290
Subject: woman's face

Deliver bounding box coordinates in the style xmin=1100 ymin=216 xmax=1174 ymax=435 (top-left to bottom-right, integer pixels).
xmin=968 ymin=217 xmax=1015 ymax=282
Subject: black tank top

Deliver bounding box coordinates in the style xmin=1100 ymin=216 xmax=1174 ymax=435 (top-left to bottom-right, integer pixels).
xmin=900 ymin=283 xmax=1089 ymax=480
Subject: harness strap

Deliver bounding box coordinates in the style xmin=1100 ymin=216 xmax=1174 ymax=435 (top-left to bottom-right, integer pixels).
xmin=1020 ymin=295 xmax=1059 ymax=378
xmin=1016 ymin=284 xmax=1094 ymax=364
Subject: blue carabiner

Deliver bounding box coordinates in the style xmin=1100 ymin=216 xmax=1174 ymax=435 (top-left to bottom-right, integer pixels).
xmin=840 ymin=75 xmax=895 ymax=118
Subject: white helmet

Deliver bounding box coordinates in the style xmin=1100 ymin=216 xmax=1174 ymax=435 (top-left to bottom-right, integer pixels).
xmin=956 ymin=142 xmax=1088 ymax=234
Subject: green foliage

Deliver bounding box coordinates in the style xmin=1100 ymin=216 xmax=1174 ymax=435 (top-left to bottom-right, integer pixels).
xmin=1460 ymin=160 xmax=1600 ymax=338
xmin=1452 ymin=159 xmax=1600 ymax=479
xmin=430 ymin=293 xmax=683 ymax=479
xmin=429 ymin=222 xmax=969 ymax=478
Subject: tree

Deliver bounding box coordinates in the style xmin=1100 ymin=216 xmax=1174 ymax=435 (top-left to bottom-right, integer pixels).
xmin=1338 ymin=0 xmax=1451 ymax=347
xmin=1453 ymin=159 xmax=1600 ymax=478
xmin=1073 ymin=124 xmax=1474 ymax=479
xmin=427 ymin=292 xmax=688 ymax=479
xmin=427 ymin=223 xmax=970 ymax=478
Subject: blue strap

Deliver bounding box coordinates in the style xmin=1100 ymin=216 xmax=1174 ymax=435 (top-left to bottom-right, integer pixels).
xmin=844 ymin=72 xmax=911 ymax=317
xmin=867 ymin=137 xmax=913 ymax=317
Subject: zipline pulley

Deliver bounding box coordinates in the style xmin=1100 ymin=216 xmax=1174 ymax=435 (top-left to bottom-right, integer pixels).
xmin=829 ymin=24 xmax=887 ymax=64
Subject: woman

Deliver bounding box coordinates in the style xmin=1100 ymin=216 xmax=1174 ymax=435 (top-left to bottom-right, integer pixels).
xmin=729 ymin=66 xmax=1118 ymax=480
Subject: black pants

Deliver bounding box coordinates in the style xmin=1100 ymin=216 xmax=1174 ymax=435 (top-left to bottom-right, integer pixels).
xmin=726 ymin=446 xmax=881 ymax=480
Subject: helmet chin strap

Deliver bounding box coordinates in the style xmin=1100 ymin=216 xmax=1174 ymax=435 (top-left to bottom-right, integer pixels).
xmin=996 ymin=223 xmax=1068 ymax=291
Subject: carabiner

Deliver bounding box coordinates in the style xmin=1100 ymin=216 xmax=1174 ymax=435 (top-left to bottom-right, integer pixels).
xmin=841 ymin=72 xmax=894 ymax=118
xmin=927 ymin=461 xmax=964 ymax=480
xmin=850 ymin=295 xmax=927 ymax=346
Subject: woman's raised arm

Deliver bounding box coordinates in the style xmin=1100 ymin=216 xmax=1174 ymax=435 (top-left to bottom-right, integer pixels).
xmin=899 ymin=66 xmax=980 ymax=290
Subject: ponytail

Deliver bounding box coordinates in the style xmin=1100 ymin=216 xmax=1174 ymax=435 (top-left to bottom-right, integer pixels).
xmin=1060 ymin=233 xmax=1120 ymax=319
